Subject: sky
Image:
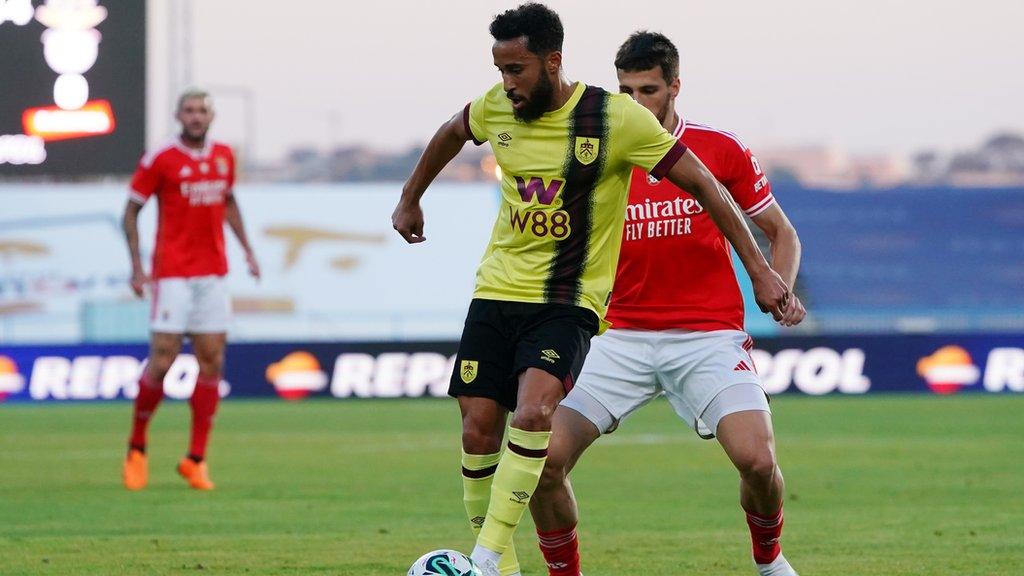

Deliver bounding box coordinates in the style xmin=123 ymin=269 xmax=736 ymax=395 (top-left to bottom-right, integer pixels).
xmin=146 ymin=0 xmax=1024 ymax=161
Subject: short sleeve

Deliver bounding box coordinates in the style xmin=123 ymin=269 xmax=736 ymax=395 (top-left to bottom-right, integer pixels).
xmin=616 ymin=97 xmax=687 ymax=180
xmin=463 ymin=94 xmax=488 ymax=146
xmin=128 ymin=154 xmax=161 ymax=205
xmin=722 ymin=143 xmax=774 ymax=217
xmin=224 ymin=147 xmax=237 ymax=195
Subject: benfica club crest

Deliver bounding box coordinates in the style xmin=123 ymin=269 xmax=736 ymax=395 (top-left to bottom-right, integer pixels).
xmin=574 ymin=137 xmax=599 ymax=165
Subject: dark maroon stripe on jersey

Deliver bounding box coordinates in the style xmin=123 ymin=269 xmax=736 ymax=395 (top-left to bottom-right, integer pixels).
xmin=462 ymin=464 xmax=498 ymax=479
xmin=650 ymin=140 xmax=688 ymax=181
xmin=544 ymin=85 xmax=609 ymax=305
xmin=463 ymin=103 xmax=485 ymax=146
xmin=562 ymin=372 xmax=574 ymax=395
xmin=507 ymin=441 xmax=547 ymax=459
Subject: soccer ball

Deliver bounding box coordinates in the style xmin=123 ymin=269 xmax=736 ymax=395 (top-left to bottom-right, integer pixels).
xmin=407 ymin=549 xmax=481 ymax=576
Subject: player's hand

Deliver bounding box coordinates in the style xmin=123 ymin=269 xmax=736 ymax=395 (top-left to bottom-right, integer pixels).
xmin=246 ymin=251 xmax=261 ymax=280
xmin=751 ymin=268 xmax=789 ymax=322
xmin=130 ymin=268 xmax=149 ymax=298
xmin=392 ymin=200 xmax=426 ymax=244
xmin=779 ymin=293 xmax=806 ymax=327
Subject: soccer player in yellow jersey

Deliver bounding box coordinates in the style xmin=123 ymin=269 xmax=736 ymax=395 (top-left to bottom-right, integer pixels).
xmin=392 ymin=4 xmax=791 ymax=576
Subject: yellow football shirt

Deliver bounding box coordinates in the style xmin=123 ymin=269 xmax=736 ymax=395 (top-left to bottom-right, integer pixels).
xmin=464 ymin=81 xmax=686 ymax=331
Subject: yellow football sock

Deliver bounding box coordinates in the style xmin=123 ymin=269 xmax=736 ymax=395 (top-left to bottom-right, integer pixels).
xmin=463 ymin=451 xmax=520 ymax=576
xmin=477 ymin=427 xmax=551 ymax=556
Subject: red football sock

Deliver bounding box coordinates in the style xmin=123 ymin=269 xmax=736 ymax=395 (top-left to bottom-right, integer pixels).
xmin=745 ymin=506 xmax=784 ymax=565
xmin=129 ymin=372 xmax=164 ymax=451
xmin=537 ymin=524 xmax=580 ymax=576
xmin=187 ymin=374 xmax=220 ymax=461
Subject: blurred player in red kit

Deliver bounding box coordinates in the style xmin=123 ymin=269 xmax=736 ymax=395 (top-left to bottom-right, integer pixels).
xmin=121 ymin=89 xmax=260 ymax=491
xmin=529 ymin=32 xmax=806 ymax=576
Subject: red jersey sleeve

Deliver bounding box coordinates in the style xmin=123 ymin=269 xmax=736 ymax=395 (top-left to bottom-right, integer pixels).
xmin=129 ymin=153 xmax=161 ymax=205
xmin=722 ymin=142 xmax=774 ymax=218
xmin=225 ymin=146 xmax=237 ymax=197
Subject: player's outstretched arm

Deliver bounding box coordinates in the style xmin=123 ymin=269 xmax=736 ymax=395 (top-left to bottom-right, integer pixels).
xmin=752 ymin=205 xmax=805 ymax=326
xmin=225 ymin=195 xmax=260 ymax=280
xmin=664 ymin=151 xmax=790 ymax=320
xmin=392 ymin=111 xmax=473 ymax=244
xmin=122 ymin=200 xmax=148 ymax=298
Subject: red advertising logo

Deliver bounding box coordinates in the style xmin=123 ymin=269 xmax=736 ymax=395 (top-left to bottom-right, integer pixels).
xmin=265 ymin=351 xmax=328 ymax=401
xmin=916 ymin=346 xmax=981 ymax=395
xmin=0 ymin=356 xmax=26 ymax=401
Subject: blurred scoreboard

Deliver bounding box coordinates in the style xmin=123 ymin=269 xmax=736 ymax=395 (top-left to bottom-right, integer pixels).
xmin=0 ymin=0 xmax=145 ymax=176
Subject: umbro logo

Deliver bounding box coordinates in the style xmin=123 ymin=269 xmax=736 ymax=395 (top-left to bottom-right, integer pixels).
xmin=471 ymin=516 xmax=485 ymax=527
xmin=498 ymin=131 xmax=512 ymax=148
xmin=510 ymin=491 xmax=530 ymax=504
xmin=734 ymin=360 xmax=753 ymax=372
xmin=540 ymin=349 xmax=560 ymax=364
xmin=179 ymin=166 xmax=193 ymax=178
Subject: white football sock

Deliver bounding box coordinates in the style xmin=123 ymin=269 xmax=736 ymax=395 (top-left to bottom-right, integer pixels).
xmin=471 ymin=544 xmax=501 ymax=572
xmin=756 ymin=552 xmax=799 ymax=576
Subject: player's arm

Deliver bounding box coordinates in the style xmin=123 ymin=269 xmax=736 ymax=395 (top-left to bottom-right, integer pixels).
xmin=751 ymin=205 xmax=805 ymax=326
xmin=225 ymin=194 xmax=261 ymax=279
xmin=392 ymin=110 xmax=473 ymax=244
xmin=122 ymin=200 xmax=147 ymax=298
xmin=663 ymin=152 xmax=790 ymax=320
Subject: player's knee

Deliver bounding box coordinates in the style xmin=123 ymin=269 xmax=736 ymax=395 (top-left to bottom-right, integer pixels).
xmin=146 ymin=355 xmax=175 ymax=382
xmin=461 ymin=426 xmax=503 ymax=454
xmin=738 ymin=449 xmax=778 ymax=483
xmin=194 ymin=350 xmax=224 ymax=377
xmin=510 ymin=402 xmax=555 ymax=432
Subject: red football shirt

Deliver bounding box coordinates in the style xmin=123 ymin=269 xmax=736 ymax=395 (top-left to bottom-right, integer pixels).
xmin=129 ymin=139 xmax=236 ymax=279
xmin=606 ymin=118 xmax=774 ymax=331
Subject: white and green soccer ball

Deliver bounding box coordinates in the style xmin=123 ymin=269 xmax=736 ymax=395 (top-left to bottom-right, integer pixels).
xmin=407 ymin=549 xmax=481 ymax=576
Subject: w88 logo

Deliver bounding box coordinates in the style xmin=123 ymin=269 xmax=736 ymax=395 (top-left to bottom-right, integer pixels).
xmin=509 ymin=207 xmax=571 ymax=239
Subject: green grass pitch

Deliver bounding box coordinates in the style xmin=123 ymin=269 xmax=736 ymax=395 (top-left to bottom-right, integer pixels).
xmin=2 ymin=395 xmax=1022 ymax=575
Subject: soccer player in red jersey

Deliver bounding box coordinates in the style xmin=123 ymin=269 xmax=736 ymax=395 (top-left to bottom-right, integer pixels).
xmin=121 ymin=89 xmax=260 ymax=491
xmin=529 ymin=32 xmax=806 ymax=576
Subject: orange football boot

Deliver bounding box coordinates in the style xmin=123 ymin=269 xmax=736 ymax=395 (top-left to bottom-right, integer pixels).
xmin=176 ymin=457 xmax=215 ymax=490
xmin=122 ymin=448 xmax=148 ymax=491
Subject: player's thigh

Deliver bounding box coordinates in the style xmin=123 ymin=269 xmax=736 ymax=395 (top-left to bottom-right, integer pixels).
xmin=150 ymin=278 xmax=190 ymax=335
xmin=656 ymin=330 xmax=764 ymax=438
xmin=562 ymin=329 xmax=661 ymax=434
xmin=714 ymin=404 xmax=776 ymax=472
xmin=449 ymin=299 xmax=518 ymax=411
xmin=186 ymin=275 xmax=231 ymax=335
xmin=511 ymin=367 xmax=568 ymax=431
xmin=513 ymin=303 xmax=599 ymax=396
xmin=190 ymin=332 xmax=227 ymax=375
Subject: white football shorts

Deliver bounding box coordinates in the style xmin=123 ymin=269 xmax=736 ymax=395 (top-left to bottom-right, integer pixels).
xmin=561 ymin=328 xmax=769 ymax=439
xmin=149 ymin=275 xmax=231 ymax=334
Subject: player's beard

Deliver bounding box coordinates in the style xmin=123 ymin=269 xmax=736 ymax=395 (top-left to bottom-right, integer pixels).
xmin=654 ymin=95 xmax=673 ymax=127
xmin=512 ymin=72 xmax=555 ymax=123
xmin=181 ymin=125 xmax=208 ymax=146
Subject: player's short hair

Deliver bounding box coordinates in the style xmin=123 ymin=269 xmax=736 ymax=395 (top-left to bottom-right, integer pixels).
xmin=489 ymin=2 xmax=564 ymax=56
xmin=177 ymin=88 xmax=212 ymax=112
xmin=615 ymin=31 xmax=680 ymax=84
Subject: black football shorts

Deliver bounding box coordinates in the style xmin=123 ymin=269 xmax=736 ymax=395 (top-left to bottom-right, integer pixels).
xmin=448 ymin=298 xmax=600 ymax=411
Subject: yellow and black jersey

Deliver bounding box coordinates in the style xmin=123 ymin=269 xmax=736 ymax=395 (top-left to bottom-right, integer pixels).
xmin=464 ymin=81 xmax=686 ymax=332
